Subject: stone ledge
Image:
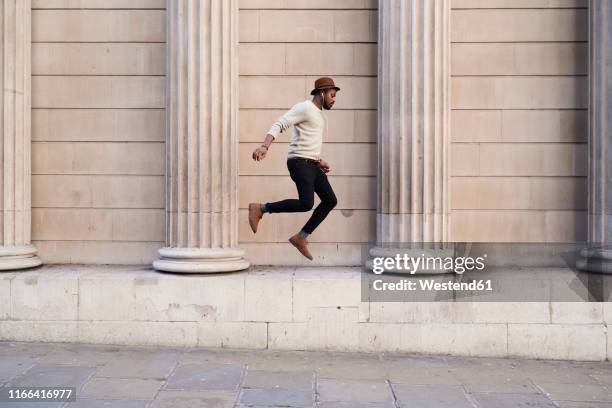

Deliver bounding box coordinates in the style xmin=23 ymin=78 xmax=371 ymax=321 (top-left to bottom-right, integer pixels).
xmin=0 ymin=265 xmax=609 ymax=361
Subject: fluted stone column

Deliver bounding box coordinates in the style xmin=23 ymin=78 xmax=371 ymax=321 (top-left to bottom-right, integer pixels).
xmin=368 ymin=0 xmax=451 ymax=273
xmin=0 ymin=0 xmax=41 ymax=271
xmin=577 ymin=0 xmax=612 ymax=273
xmin=154 ymin=0 xmax=249 ymax=273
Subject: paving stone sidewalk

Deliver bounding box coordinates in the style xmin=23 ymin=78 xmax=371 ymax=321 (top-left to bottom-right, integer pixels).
xmin=0 ymin=341 xmax=611 ymax=407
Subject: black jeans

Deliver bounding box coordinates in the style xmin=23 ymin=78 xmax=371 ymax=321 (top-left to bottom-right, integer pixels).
xmin=266 ymin=158 xmax=338 ymax=234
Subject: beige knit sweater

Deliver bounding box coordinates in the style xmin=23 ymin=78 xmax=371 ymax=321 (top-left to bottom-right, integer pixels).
xmin=267 ymin=99 xmax=326 ymax=161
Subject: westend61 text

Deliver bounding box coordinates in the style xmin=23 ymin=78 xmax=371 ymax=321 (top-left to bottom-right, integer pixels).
xmin=373 ymin=279 xmax=493 ymax=292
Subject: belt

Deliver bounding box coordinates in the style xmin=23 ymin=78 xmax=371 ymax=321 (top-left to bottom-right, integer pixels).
xmin=288 ymin=157 xmax=321 ymax=165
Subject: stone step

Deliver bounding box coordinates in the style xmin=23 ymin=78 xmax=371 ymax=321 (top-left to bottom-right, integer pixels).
xmin=0 ymin=265 xmax=608 ymax=361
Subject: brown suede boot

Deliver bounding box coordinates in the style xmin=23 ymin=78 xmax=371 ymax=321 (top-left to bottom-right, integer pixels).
xmin=248 ymin=203 xmax=263 ymax=233
xmin=289 ymin=234 xmax=313 ymax=260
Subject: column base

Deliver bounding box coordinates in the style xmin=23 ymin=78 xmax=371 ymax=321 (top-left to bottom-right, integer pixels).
xmin=153 ymin=247 xmax=250 ymax=273
xmin=366 ymin=246 xmax=456 ymax=275
xmin=0 ymin=245 xmax=42 ymax=271
xmin=576 ymin=248 xmax=612 ymax=274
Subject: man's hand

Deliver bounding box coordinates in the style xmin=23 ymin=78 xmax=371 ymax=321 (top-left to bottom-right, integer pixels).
xmin=252 ymin=146 xmax=268 ymax=161
xmin=319 ymin=159 xmax=331 ymax=173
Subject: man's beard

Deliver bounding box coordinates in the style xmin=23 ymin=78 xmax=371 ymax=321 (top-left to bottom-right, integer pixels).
xmin=323 ymin=101 xmax=332 ymax=110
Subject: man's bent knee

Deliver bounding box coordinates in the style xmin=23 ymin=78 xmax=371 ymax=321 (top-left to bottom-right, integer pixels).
xmin=325 ymin=195 xmax=338 ymax=209
xmin=298 ymin=199 xmax=314 ymax=212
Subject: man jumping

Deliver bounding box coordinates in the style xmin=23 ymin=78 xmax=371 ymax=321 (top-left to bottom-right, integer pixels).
xmin=248 ymin=77 xmax=340 ymax=261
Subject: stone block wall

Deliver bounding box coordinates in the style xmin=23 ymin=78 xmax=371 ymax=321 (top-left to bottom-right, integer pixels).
xmin=25 ymin=0 xmax=591 ymax=264
xmin=450 ymin=0 xmax=588 ymax=242
xmin=237 ymin=0 xmax=378 ymax=265
xmin=30 ymin=0 xmax=166 ymax=263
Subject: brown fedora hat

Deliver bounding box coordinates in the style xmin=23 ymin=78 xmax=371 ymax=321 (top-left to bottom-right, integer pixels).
xmin=310 ymin=77 xmax=340 ymax=95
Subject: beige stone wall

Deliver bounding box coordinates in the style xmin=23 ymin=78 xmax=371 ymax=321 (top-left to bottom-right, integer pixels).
xmin=450 ymin=0 xmax=588 ymax=242
xmin=30 ymin=0 xmax=166 ymax=263
xmin=237 ymin=0 xmax=378 ymax=265
xmin=27 ymin=0 xmax=590 ymax=264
